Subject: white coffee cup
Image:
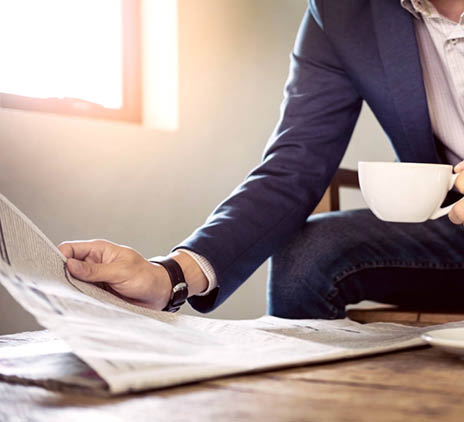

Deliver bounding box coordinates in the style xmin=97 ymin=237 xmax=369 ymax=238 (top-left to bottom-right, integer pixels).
xmin=358 ymin=162 xmax=460 ymax=223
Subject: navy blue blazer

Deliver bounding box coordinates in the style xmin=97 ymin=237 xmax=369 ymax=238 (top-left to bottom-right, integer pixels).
xmin=175 ymin=0 xmax=442 ymax=313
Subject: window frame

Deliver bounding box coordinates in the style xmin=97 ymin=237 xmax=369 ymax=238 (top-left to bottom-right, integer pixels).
xmin=0 ymin=0 xmax=142 ymax=123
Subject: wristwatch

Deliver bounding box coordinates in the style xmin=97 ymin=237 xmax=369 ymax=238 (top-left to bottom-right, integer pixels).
xmin=149 ymin=257 xmax=188 ymax=312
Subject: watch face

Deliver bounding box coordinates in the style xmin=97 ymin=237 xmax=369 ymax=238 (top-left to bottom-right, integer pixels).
xmin=172 ymin=282 xmax=188 ymax=295
xmin=171 ymin=282 xmax=188 ymax=308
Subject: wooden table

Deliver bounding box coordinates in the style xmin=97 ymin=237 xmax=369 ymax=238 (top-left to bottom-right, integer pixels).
xmin=2 ymin=346 xmax=464 ymax=422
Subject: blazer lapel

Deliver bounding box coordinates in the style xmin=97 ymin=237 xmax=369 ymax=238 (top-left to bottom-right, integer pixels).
xmin=370 ymin=0 xmax=439 ymax=163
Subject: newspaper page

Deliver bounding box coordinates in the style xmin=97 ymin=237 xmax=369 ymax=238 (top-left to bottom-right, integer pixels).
xmin=1 ymin=193 xmax=460 ymax=394
xmin=0 ymin=330 xmax=108 ymax=393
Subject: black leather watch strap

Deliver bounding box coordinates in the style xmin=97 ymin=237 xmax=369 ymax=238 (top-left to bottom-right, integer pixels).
xmin=150 ymin=257 xmax=188 ymax=312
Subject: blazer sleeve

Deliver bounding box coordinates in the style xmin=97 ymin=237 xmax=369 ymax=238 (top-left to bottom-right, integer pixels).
xmin=174 ymin=1 xmax=363 ymax=313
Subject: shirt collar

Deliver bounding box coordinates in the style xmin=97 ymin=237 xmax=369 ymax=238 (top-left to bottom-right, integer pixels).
xmin=401 ymin=0 xmax=439 ymax=20
xmin=401 ymin=0 xmax=464 ymax=24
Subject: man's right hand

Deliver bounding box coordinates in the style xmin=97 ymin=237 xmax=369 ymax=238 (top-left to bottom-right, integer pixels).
xmin=58 ymin=240 xmax=172 ymax=310
xmin=449 ymin=161 xmax=464 ymax=225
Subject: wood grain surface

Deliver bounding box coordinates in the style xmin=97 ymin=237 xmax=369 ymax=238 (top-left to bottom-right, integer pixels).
xmin=2 ymin=346 xmax=464 ymax=422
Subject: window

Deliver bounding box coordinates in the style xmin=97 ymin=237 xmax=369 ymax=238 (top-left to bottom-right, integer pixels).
xmin=0 ymin=0 xmax=141 ymax=123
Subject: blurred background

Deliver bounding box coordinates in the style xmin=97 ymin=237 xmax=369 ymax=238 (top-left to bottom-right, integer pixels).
xmin=0 ymin=0 xmax=395 ymax=334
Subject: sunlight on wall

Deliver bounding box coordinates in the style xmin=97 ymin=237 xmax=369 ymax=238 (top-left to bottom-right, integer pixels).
xmin=0 ymin=0 xmax=123 ymax=109
xmin=142 ymin=0 xmax=179 ymax=131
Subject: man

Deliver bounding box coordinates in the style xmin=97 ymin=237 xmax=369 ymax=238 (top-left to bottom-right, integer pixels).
xmin=59 ymin=0 xmax=464 ymax=318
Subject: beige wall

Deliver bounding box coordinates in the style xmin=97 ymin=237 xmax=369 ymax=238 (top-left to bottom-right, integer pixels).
xmin=0 ymin=0 xmax=394 ymax=334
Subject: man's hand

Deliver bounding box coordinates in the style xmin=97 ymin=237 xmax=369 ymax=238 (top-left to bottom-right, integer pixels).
xmin=58 ymin=240 xmax=172 ymax=310
xmin=449 ymin=161 xmax=464 ymax=224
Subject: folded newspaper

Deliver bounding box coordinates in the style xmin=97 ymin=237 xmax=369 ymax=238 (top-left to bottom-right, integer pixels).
xmin=0 ymin=193 xmax=461 ymax=395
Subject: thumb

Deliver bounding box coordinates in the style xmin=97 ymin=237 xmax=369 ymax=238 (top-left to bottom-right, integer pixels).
xmin=67 ymin=258 xmax=121 ymax=283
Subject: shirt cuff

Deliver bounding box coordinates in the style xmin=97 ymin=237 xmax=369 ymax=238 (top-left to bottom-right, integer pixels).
xmin=176 ymin=249 xmax=218 ymax=296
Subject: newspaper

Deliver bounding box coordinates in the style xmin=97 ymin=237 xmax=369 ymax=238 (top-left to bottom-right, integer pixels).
xmin=0 ymin=193 xmax=461 ymax=395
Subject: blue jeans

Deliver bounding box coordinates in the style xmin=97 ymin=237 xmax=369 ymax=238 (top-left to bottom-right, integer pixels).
xmin=268 ymin=207 xmax=464 ymax=319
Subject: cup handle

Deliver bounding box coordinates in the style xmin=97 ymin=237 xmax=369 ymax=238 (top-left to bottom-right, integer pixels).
xmin=430 ymin=173 xmax=460 ymax=220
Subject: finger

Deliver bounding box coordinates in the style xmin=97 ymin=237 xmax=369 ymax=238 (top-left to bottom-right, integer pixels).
xmin=58 ymin=240 xmax=107 ymax=261
xmin=455 ymin=161 xmax=464 ymax=173
xmin=66 ymin=258 xmax=129 ymax=284
xmin=448 ymin=199 xmax=464 ymax=225
xmin=455 ymin=173 xmax=464 ymax=194
xmin=58 ymin=242 xmax=75 ymax=259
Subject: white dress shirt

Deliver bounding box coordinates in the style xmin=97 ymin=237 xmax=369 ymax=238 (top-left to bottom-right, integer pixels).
xmin=402 ymin=0 xmax=464 ymax=165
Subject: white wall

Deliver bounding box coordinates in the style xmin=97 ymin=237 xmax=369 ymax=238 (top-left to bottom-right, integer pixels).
xmin=0 ymin=0 xmax=395 ymax=334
